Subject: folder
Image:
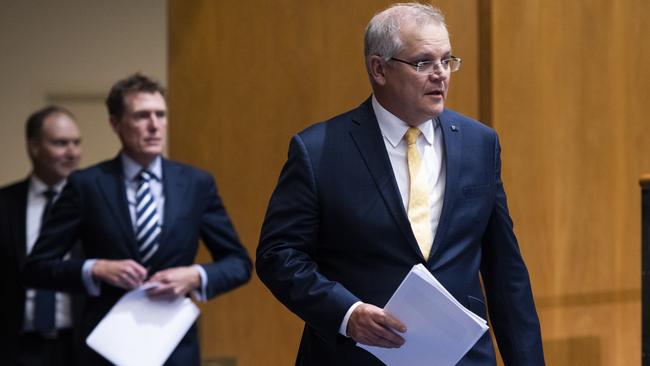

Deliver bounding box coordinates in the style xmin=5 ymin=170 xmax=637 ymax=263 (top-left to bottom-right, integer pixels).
xmin=86 ymin=283 xmax=200 ymax=366
xmin=358 ymin=264 xmax=488 ymax=366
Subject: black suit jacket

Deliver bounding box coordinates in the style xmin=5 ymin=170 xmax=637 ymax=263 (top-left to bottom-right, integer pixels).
xmin=256 ymin=99 xmax=545 ymax=365
xmin=0 ymin=179 xmax=85 ymax=362
xmin=23 ymin=156 xmax=252 ymax=365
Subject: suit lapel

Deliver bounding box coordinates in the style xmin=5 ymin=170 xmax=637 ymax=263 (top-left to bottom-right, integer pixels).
xmin=96 ymin=156 xmax=139 ymax=258
xmin=160 ymin=159 xmax=187 ymax=248
xmin=429 ymin=110 xmax=462 ymax=260
xmin=348 ymin=99 xmax=424 ymax=260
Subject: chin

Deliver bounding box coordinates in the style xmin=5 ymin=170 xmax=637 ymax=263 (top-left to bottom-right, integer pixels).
xmin=143 ymin=147 xmax=163 ymax=155
xmin=54 ymin=171 xmax=71 ymax=181
xmin=430 ymin=104 xmax=445 ymax=116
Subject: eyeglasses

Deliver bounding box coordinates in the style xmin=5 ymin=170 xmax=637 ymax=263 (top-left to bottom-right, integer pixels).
xmin=389 ymin=56 xmax=462 ymax=74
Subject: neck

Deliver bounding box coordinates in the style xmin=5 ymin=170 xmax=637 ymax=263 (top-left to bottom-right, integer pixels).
xmin=373 ymin=93 xmax=428 ymax=127
xmin=32 ymin=171 xmax=64 ymax=187
xmin=123 ymin=151 xmax=159 ymax=168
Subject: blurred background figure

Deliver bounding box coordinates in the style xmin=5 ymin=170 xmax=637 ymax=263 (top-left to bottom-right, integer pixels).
xmin=0 ymin=105 xmax=82 ymax=366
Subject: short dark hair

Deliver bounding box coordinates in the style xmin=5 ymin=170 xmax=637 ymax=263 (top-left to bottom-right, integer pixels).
xmin=105 ymin=73 xmax=166 ymax=119
xmin=25 ymin=105 xmax=75 ymax=140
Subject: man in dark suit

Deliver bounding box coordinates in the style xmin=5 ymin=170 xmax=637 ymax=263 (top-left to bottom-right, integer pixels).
xmin=0 ymin=106 xmax=82 ymax=365
xmin=256 ymin=3 xmax=545 ymax=365
xmin=23 ymin=73 xmax=252 ymax=365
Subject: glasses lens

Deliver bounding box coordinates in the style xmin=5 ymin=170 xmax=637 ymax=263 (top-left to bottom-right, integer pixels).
xmin=418 ymin=59 xmax=461 ymax=74
xmin=450 ymin=58 xmax=461 ymax=72
xmin=418 ymin=62 xmax=434 ymax=74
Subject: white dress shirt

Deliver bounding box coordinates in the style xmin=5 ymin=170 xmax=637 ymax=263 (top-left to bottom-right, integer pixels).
xmin=338 ymin=95 xmax=447 ymax=336
xmin=24 ymin=176 xmax=72 ymax=331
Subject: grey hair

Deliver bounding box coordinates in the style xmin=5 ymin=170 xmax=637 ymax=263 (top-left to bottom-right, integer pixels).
xmin=364 ymin=2 xmax=447 ymax=63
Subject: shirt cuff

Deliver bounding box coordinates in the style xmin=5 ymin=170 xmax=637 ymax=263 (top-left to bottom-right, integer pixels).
xmin=191 ymin=264 xmax=208 ymax=302
xmin=82 ymin=259 xmax=101 ymax=296
xmin=339 ymin=301 xmax=363 ymax=337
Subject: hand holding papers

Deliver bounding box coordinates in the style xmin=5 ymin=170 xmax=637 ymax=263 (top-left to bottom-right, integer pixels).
xmin=358 ymin=264 xmax=488 ymax=366
xmin=86 ymin=282 xmax=200 ymax=366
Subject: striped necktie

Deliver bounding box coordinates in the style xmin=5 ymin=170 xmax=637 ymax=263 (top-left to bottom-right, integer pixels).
xmin=136 ymin=170 xmax=160 ymax=264
xmin=33 ymin=189 xmax=57 ymax=334
xmin=405 ymin=127 xmax=433 ymax=259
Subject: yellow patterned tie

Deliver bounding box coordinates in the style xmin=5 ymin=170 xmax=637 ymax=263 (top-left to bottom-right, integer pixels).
xmin=405 ymin=127 xmax=433 ymax=259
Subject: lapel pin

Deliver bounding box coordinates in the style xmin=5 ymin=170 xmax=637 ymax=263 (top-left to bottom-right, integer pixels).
xmin=451 ymin=125 xmax=458 ymax=132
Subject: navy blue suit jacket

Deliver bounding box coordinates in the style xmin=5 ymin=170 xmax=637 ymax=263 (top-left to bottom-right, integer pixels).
xmin=23 ymin=156 xmax=251 ymax=365
xmin=0 ymin=180 xmax=34 ymax=352
xmin=0 ymin=179 xmax=85 ymax=364
xmin=256 ymin=99 xmax=544 ymax=365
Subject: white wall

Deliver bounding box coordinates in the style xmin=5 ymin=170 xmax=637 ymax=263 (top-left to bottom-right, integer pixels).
xmin=0 ymin=0 xmax=167 ymax=185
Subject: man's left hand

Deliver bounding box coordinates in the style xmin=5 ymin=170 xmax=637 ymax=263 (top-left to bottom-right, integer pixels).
xmin=145 ymin=266 xmax=200 ymax=300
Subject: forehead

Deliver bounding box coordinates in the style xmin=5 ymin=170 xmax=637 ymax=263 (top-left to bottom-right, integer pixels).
xmin=398 ymin=23 xmax=451 ymax=55
xmin=41 ymin=113 xmax=80 ymax=138
xmin=123 ymin=91 xmax=167 ymax=112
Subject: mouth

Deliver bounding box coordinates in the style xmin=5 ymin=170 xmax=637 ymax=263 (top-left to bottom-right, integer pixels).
xmin=61 ymin=161 xmax=78 ymax=169
xmin=426 ymin=80 xmax=446 ymax=99
xmin=425 ymin=89 xmax=445 ymax=98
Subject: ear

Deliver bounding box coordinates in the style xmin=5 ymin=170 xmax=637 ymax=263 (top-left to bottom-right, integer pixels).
xmin=368 ymin=55 xmax=388 ymax=86
xmin=109 ymin=116 xmax=120 ymax=133
xmin=27 ymin=138 xmax=39 ymax=159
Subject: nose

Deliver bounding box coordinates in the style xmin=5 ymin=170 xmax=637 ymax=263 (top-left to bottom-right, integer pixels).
xmin=428 ymin=67 xmax=445 ymax=81
xmin=65 ymin=142 xmax=81 ymax=159
xmin=148 ymin=112 xmax=160 ymax=130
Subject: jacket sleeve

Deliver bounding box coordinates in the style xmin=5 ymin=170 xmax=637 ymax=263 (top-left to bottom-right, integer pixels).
xmin=22 ymin=175 xmax=86 ymax=293
xmin=480 ymin=135 xmax=546 ymax=365
xmin=256 ymin=134 xmax=360 ymax=345
xmin=197 ymin=172 xmax=252 ymax=298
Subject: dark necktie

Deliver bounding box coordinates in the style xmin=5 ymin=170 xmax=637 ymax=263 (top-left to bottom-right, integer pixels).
xmin=33 ymin=189 xmax=57 ymax=334
xmin=136 ymin=171 xmax=160 ymax=264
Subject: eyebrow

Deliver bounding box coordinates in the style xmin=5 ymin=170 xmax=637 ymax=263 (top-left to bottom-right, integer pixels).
xmin=412 ymin=50 xmax=452 ymax=60
xmin=133 ymin=110 xmax=166 ymax=117
xmin=50 ymin=138 xmax=82 ymax=144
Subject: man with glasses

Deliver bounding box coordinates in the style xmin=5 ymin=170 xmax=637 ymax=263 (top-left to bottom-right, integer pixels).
xmin=257 ymin=3 xmax=544 ymax=365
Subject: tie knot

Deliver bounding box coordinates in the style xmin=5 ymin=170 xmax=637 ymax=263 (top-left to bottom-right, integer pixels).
xmin=43 ymin=189 xmax=56 ymax=200
xmin=405 ymin=127 xmax=421 ymax=146
xmin=138 ymin=170 xmax=154 ymax=183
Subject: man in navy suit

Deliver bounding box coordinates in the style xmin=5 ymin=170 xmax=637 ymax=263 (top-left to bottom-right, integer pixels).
xmin=0 ymin=106 xmax=82 ymax=365
xmin=23 ymin=73 xmax=252 ymax=365
xmin=256 ymin=3 xmax=544 ymax=365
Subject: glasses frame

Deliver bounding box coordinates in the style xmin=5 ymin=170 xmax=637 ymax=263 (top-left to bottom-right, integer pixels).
xmin=389 ymin=56 xmax=462 ymax=74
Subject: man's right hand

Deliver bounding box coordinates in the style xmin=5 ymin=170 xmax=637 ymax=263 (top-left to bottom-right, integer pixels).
xmin=347 ymin=303 xmax=407 ymax=348
xmin=91 ymin=259 xmax=147 ymax=290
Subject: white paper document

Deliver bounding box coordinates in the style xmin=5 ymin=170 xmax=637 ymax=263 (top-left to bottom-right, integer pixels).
xmin=358 ymin=264 xmax=488 ymax=366
xmin=86 ymin=283 xmax=200 ymax=366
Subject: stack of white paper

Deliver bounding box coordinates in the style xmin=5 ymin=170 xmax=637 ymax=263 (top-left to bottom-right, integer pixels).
xmin=86 ymin=283 xmax=200 ymax=366
xmin=358 ymin=264 xmax=488 ymax=366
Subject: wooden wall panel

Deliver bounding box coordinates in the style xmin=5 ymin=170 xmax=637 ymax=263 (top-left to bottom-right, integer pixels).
xmin=491 ymin=0 xmax=650 ymax=364
xmin=168 ymin=1 xmax=480 ymax=365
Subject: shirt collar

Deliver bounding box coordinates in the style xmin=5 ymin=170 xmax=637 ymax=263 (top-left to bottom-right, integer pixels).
xmin=29 ymin=175 xmax=66 ymax=196
xmin=121 ymin=152 xmax=162 ymax=182
xmin=371 ymin=95 xmax=435 ymax=148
